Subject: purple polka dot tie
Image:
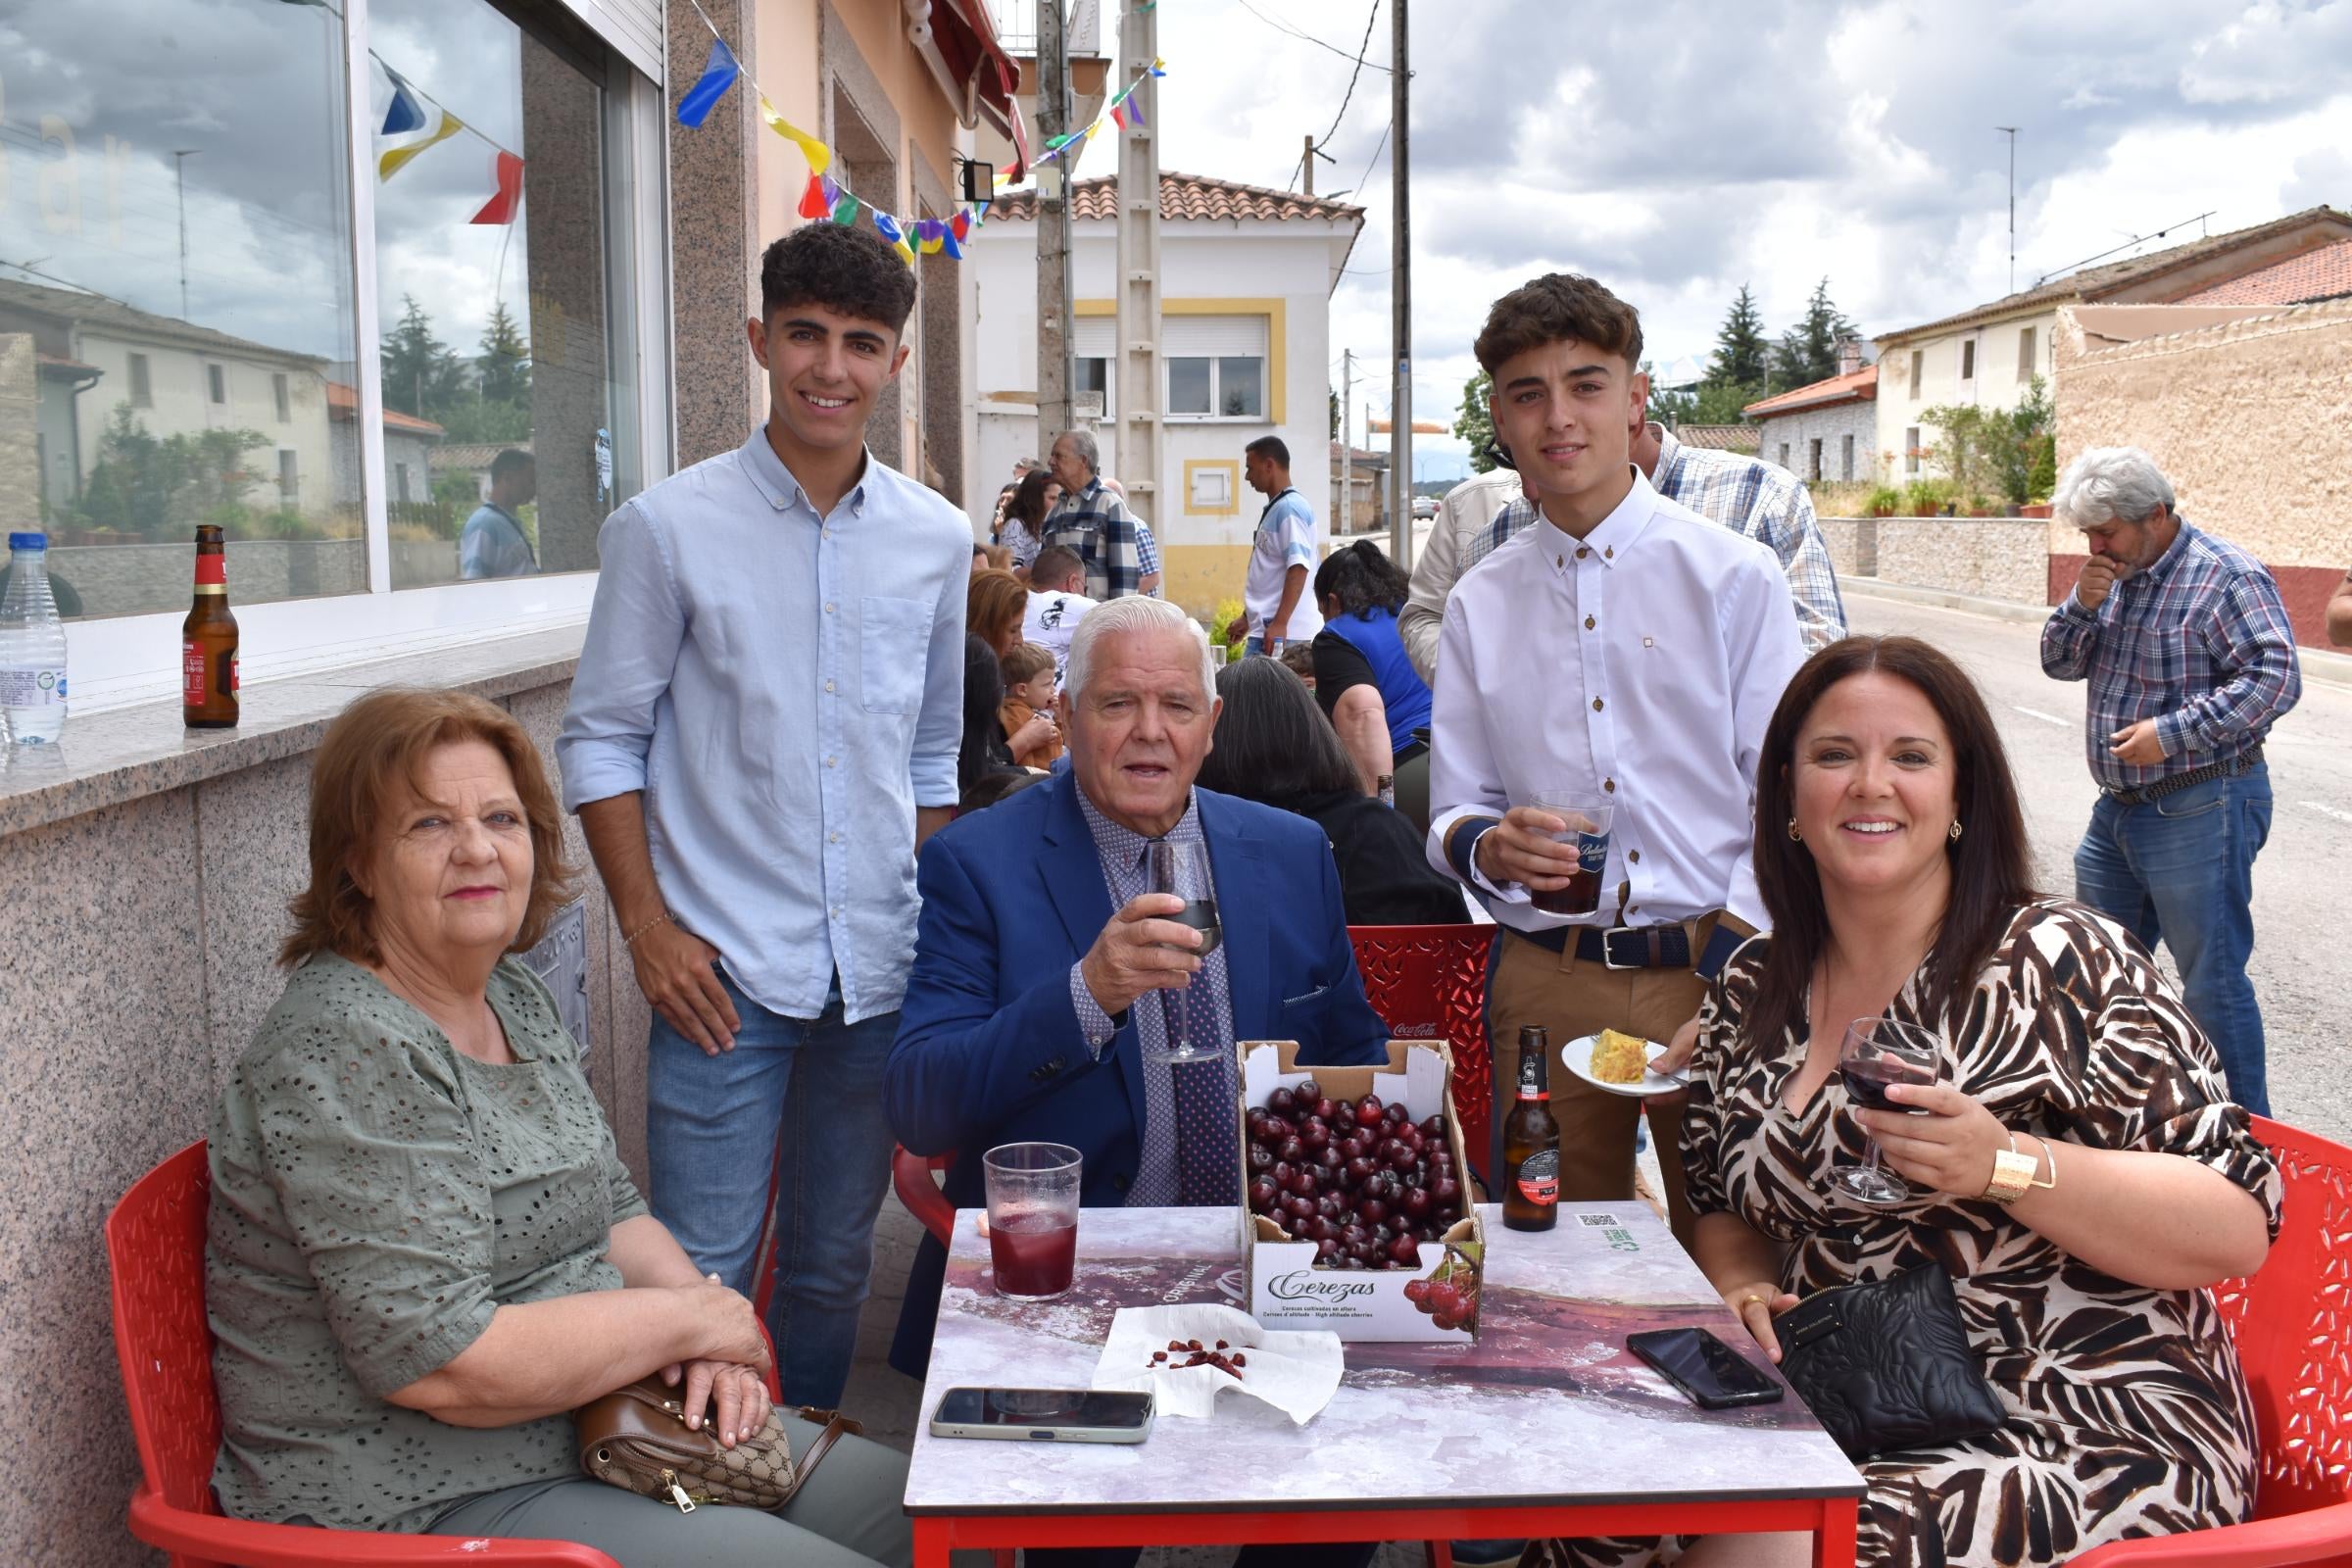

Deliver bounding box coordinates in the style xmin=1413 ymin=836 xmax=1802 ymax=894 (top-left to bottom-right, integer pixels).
xmin=1165 ymin=989 xmax=1240 ymax=1206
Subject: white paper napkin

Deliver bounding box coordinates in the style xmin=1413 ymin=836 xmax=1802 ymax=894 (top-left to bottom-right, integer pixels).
xmin=1091 ymin=1302 xmax=1344 ymax=1423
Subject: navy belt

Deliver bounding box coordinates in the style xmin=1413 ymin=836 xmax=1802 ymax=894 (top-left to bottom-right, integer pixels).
xmin=1511 ymin=921 xmax=1694 ymax=970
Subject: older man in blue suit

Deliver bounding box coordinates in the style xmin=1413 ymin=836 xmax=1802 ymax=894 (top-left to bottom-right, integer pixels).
xmin=887 ymin=597 xmax=1392 ymax=1384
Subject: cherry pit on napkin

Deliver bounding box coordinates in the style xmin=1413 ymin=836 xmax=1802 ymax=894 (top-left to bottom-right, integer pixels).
xmin=1092 ymin=1303 xmax=1343 ymax=1422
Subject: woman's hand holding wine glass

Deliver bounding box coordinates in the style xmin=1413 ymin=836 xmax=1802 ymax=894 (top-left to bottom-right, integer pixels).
xmin=1853 ymin=1081 xmax=2016 ymax=1200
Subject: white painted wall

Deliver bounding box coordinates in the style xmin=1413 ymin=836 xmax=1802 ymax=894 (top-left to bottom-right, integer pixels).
xmin=72 ymin=330 xmax=339 ymax=520
xmin=1876 ymin=308 xmax=2055 ymax=483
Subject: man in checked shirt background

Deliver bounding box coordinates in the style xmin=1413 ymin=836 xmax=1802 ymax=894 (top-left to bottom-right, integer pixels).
xmin=2041 ymin=446 xmax=2301 ymax=1116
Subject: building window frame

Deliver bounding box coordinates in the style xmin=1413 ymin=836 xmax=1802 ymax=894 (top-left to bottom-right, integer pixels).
xmin=1959 ymin=337 xmax=1976 ymax=384
xmin=127 ymin=352 xmax=152 ymax=409
xmin=1908 ymin=349 xmax=1922 ymax=400
xmin=1905 ymin=425 xmax=1922 ymax=476
xmin=2017 ymin=324 xmax=2036 ymax=384
xmin=59 ymin=0 xmax=670 ymax=710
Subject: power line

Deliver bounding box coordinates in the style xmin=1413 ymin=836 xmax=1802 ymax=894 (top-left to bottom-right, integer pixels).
xmin=1235 ymin=0 xmax=1396 ymax=71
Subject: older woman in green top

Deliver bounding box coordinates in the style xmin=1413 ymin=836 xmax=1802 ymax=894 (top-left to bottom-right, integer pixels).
xmin=207 ymin=688 xmax=910 ymax=1567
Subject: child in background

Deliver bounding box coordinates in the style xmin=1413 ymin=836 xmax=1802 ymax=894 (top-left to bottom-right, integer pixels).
xmin=1279 ymin=641 xmax=1318 ymax=692
xmin=999 ymin=642 xmax=1064 ymax=768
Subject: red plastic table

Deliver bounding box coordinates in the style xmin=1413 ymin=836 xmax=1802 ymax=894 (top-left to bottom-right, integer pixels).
xmin=905 ymin=1201 xmax=1862 ymax=1566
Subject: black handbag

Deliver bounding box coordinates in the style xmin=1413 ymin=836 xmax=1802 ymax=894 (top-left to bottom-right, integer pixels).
xmin=1771 ymin=1262 xmax=2007 ymax=1461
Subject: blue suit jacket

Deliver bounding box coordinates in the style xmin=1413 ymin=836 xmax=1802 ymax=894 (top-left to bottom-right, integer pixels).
xmin=885 ymin=770 xmax=1392 ymax=1374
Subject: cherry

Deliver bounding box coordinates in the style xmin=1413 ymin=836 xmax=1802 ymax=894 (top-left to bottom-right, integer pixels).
xmin=1267 ymin=1087 xmax=1298 ymax=1115
xmin=1278 ymin=1136 xmax=1305 ymax=1163
xmin=1299 ymin=1117 xmax=1331 ymax=1151
xmin=1432 ymin=1176 xmax=1461 ymax=1205
xmin=1315 ymin=1146 xmax=1345 ymax=1174
xmin=1315 ymin=1236 xmax=1343 ymax=1260
xmin=1343 ymin=1155 xmax=1375 ymax=1187
xmin=1354 ymin=1096 xmax=1385 ymax=1127
xmin=1248 ymin=1144 xmax=1273 ymax=1172
xmin=1270 ymin=1160 xmax=1296 ymax=1188
xmin=1419 ymin=1115 xmax=1445 ymax=1141
xmin=1356 ymin=1197 xmax=1388 ymax=1225
xmin=1388 ymin=1233 xmax=1422 ymax=1265
xmin=1314 ymin=1097 xmax=1341 ymax=1123
xmin=1249 ymin=1176 xmax=1278 ymax=1210
xmin=1402 ymin=1187 xmax=1433 ymax=1219
xmin=1283 ymin=1193 xmax=1314 ymax=1220
xmin=1285 ymin=1168 xmax=1318 ymax=1198
xmin=1316 ymin=1192 xmax=1347 ymax=1219
xmin=1340 ymin=1222 xmax=1369 ymax=1248
xmin=1338 ymin=1254 xmax=1366 ymax=1270
xmin=1389 ymin=1145 xmax=1418 ymax=1172
xmin=1294 ymin=1078 xmax=1321 ymax=1102
xmin=1384 ymin=1102 xmax=1410 ymax=1125
xmin=1402 ymin=1277 xmax=1433 ymax=1303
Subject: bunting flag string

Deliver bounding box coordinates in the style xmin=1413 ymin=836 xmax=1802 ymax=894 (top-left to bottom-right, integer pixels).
xmin=669 ymin=0 xmax=1165 ymax=268
xmin=468 ymin=150 xmax=527 ymax=224
xmin=377 ymin=108 xmax=465 ymax=181
xmin=368 ymin=53 xmax=525 ymax=220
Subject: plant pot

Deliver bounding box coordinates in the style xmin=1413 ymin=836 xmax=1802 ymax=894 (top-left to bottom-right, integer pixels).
xmin=2020 ymin=503 xmax=2052 ymax=518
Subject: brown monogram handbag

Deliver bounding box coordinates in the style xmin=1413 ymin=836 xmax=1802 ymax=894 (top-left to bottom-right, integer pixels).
xmin=575 ymin=1375 xmax=861 ymax=1513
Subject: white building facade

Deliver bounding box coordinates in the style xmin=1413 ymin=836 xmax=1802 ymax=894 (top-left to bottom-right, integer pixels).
xmin=960 ymin=172 xmax=1362 ymax=613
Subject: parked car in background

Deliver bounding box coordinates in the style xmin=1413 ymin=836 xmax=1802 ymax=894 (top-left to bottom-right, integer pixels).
xmin=1411 ymin=495 xmax=1440 ymax=519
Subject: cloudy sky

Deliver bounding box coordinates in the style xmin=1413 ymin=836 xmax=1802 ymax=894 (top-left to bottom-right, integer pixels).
xmin=1147 ymin=0 xmax=2352 ymax=478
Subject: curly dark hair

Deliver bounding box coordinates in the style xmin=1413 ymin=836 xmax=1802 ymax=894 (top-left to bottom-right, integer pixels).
xmin=1313 ymin=539 xmax=1411 ymax=618
xmin=1474 ymin=272 xmax=1642 ymax=376
xmin=760 ymin=222 xmax=918 ymax=333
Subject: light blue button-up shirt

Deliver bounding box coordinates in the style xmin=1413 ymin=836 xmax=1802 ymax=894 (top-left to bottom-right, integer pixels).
xmin=557 ymin=428 xmax=969 ymax=1024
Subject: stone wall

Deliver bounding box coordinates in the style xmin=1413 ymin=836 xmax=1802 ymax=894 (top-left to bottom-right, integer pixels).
xmin=1818 ymin=514 xmax=2049 ymax=606
xmin=1756 ymin=399 xmax=1881 ymax=486
xmin=0 ymin=646 xmax=641 ymax=1565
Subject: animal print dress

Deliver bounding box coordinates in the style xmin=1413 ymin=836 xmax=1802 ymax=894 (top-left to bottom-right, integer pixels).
xmin=1542 ymin=900 xmax=2281 ymax=1568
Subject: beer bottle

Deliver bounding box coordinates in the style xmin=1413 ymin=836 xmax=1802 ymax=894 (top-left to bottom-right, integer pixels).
xmin=1502 ymin=1025 xmax=1561 ymax=1232
xmin=182 ymin=524 xmax=239 ymax=728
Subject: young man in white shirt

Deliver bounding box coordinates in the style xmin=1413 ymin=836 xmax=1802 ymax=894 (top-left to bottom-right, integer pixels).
xmin=1021 ymin=543 xmax=1096 ymax=687
xmin=1225 ymin=434 xmax=1324 ymax=655
xmin=1425 ymin=273 xmax=1806 ymax=1244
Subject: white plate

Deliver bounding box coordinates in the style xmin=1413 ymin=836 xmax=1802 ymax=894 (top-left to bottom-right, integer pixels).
xmin=1561 ymin=1034 xmax=1687 ymax=1098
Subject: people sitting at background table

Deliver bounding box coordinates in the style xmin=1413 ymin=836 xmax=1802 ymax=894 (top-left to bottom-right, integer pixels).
xmin=961 ymin=568 xmax=1054 ymax=803
xmin=206 ymin=689 xmax=911 ymax=1566
xmin=1000 ymin=641 xmax=1065 ymax=769
xmin=1198 ymin=657 xmax=1467 ymax=927
xmin=1560 ymin=636 xmax=2280 ymax=1568
xmin=1310 ymin=539 xmax=1435 ymax=797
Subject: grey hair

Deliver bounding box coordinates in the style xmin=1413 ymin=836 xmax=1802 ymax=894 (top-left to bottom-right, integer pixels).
xmin=1057 ymin=427 xmax=1101 ymax=475
xmin=2055 ymin=446 xmax=2178 ymax=528
xmin=1064 ymin=596 xmax=1216 ymax=707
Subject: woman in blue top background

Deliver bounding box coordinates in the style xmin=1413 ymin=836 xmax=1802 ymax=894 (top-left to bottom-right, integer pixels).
xmin=1311 ymin=540 xmax=1436 ymax=795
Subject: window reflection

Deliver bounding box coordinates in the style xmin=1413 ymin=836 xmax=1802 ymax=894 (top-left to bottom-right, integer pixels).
xmin=0 ymin=0 xmax=361 ymax=618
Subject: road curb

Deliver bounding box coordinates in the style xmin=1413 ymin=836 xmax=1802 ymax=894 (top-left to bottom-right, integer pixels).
xmin=1845 ymin=577 xmax=2352 ymax=693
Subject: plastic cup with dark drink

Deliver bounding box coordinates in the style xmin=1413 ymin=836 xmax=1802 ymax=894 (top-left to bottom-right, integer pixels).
xmin=984 ymin=1142 xmax=1082 ymax=1299
xmin=1528 ymin=791 xmax=1613 ymax=915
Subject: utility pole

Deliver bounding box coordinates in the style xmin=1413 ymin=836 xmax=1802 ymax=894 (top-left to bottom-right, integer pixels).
xmin=1388 ymin=0 xmax=1412 ymax=567
xmin=1113 ymin=0 xmax=1161 ymax=523
xmin=1302 ymin=133 xmax=1316 ymax=196
xmin=1036 ymin=0 xmax=1076 ymax=460
xmin=1997 ymin=126 xmax=2018 ymax=294
xmin=172 ymin=148 xmax=200 ymax=320
xmin=1338 ymin=348 xmax=1353 ymax=531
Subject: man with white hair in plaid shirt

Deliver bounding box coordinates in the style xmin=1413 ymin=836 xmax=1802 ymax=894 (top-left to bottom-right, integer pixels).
xmin=2042 ymin=445 xmax=2300 ymax=1116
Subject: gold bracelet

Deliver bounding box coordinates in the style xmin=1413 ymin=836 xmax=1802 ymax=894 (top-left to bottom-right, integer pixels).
xmin=1982 ymin=1133 xmax=2038 ymax=1205
xmin=622 ymin=910 xmax=673 ymax=948
xmin=2026 ymin=1132 xmax=2058 ymax=1191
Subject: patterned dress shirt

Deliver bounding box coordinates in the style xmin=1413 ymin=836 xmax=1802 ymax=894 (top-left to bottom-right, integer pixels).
xmin=2039 ymin=516 xmax=2301 ymax=791
xmin=1064 ymin=790 xmax=1237 ymax=1207
xmin=1463 ymin=426 xmax=1847 ymax=651
xmin=1134 ymin=517 xmax=1163 ymax=598
xmin=1042 ymin=477 xmax=1143 ymax=600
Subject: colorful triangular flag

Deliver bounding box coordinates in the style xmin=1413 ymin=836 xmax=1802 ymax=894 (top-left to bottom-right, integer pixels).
xmin=758 ymin=94 xmax=831 ymax=175
xmin=941 ymin=226 xmax=964 ymax=261
xmin=950 ymin=210 xmax=972 ymax=242
xmin=871 ymin=210 xmax=915 ymax=266
xmin=675 ymin=36 xmax=740 ymax=128
xmin=381 ymin=71 xmax=426 ymax=136
xmin=378 ymin=109 xmax=464 ymax=181
xmin=1109 ymin=104 xmax=1128 ymax=131
xmin=797 ymin=171 xmax=831 ymax=220
xmin=1122 ymin=90 xmax=1148 ymax=128
xmin=830 ymin=191 xmax=860 ymax=225
xmin=468 ymin=150 xmax=525 ymax=223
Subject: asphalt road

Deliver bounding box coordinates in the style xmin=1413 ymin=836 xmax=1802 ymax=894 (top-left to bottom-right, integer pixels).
xmin=1845 ymin=588 xmax=2352 ymax=1143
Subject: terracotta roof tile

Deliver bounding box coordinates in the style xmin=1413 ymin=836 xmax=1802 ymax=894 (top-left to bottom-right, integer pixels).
xmin=1672 ymin=422 xmax=1761 ymax=453
xmin=1744 ymin=364 xmax=1878 ymax=419
xmin=990 ymin=172 xmax=1364 ymax=225
xmin=2179 ymin=239 xmax=2352 ymax=306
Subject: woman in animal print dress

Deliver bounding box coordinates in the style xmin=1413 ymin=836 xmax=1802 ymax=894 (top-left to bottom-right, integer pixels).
xmin=1542 ymin=635 xmax=2279 ymax=1568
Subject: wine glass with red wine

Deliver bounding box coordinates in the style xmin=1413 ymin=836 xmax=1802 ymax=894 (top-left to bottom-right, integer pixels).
xmin=1145 ymin=840 xmax=1222 ymax=1063
xmin=1828 ymin=1017 xmax=1946 ymax=1206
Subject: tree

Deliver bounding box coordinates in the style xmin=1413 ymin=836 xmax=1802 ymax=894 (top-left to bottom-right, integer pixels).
xmin=72 ymin=403 xmax=271 ymax=539
xmin=380 ymin=294 xmax=466 ymax=420
xmin=1452 ymin=370 xmax=1497 ymax=472
xmin=1918 ymin=374 xmax=2054 ymax=506
xmin=1708 ymin=284 xmax=1770 ymax=389
xmin=476 ymin=302 xmax=531 ymax=408
xmin=1770 ymin=276 xmax=1861 ymax=391
xmin=1330 ymin=388 xmax=1341 ymax=441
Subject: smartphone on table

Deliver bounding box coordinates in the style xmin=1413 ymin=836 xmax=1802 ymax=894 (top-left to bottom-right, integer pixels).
xmin=927 ymin=1387 xmax=1155 ymax=1444
xmin=1625 ymin=1327 xmax=1787 ymax=1410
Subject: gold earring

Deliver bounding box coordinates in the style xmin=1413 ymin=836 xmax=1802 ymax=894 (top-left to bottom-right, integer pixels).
xmin=1948 ymin=820 xmax=1963 ymax=841
xmin=1787 ymin=818 xmax=1802 ymax=842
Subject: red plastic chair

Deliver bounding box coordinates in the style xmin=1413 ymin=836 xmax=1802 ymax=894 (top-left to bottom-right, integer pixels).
xmin=2071 ymin=1114 xmax=2352 ymax=1567
xmin=894 ymin=1146 xmax=957 ymax=1245
xmin=1348 ymin=923 xmax=1496 ymax=1162
xmin=107 ymin=1141 xmax=613 ymax=1566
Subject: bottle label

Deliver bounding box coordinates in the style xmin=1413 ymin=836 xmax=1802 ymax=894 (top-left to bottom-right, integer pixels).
xmin=0 ymin=666 xmax=65 ymax=707
xmin=230 ymin=651 xmax=240 ymax=693
xmin=195 ymin=554 xmax=226 ymax=586
xmin=182 ymin=643 xmax=204 ymax=707
xmin=1514 ymin=1149 xmax=1560 ymax=1207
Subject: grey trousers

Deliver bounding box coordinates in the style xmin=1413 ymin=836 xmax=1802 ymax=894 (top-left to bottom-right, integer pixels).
xmin=427 ymin=1414 xmax=913 ymax=1568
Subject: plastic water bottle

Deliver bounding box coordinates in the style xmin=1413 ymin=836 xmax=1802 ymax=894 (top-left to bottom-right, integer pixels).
xmin=0 ymin=531 xmax=69 ymax=745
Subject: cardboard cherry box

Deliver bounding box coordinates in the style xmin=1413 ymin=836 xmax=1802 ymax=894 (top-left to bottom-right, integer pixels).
xmin=1236 ymin=1039 xmax=1485 ymax=1344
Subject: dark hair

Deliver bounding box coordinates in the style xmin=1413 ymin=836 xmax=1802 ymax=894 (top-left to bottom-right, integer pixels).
xmin=284 ymin=688 xmax=576 ymax=967
xmin=960 ymin=769 xmax=1045 ymax=812
xmin=489 ymin=448 xmax=533 ymax=482
xmin=1744 ymin=636 xmax=2038 ymax=1053
xmin=1278 ymin=643 xmax=1317 ymax=682
xmin=1001 ymin=641 xmax=1055 ymax=686
xmin=759 ymin=223 xmax=917 ymax=334
xmin=1196 ymin=657 xmax=1361 ymax=803
xmin=1246 ymin=434 xmax=1291 ymax=467
xmin=1474 ymin=272 xmax=1643 ymax=376
xmin=1005 ymin=470 xmax=1054 ymax=530
xmin=1030 ymin=544 xmax=1084 ymax=587
xmin=1314 ymin=539 xmax=1410 ymax=617
xmin=966 ymin=568 xmax=1028 ymax=657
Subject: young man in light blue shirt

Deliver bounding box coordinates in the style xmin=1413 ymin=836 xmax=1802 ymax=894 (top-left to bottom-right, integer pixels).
xmin=558 ymin=222 xmax=968 ymax=1408
xmin=1228 ymin=434 xmax=1322 ymax=655
xmin=458 ymin=448 xmax=538 ymax=578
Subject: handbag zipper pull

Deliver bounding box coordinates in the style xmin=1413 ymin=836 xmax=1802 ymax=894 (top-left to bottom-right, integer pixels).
xmin=660 ymin=1469 xmax=697 ymax=1513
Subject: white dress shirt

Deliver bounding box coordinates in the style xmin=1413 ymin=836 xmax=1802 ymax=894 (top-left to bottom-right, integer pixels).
xmin=1424 ymin=467 xmax=1805 ymax=944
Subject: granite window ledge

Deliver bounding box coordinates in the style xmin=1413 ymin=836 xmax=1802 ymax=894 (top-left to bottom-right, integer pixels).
xmin=0 ymin=626 xmax=587 ymax=839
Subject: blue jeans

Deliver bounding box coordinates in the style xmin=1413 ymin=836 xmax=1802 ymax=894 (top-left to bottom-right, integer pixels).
xmin=2073 ymin=765 xmax=2274 ymax=1116
xmin=647 ymin=972 xmax=898 ymax=1407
